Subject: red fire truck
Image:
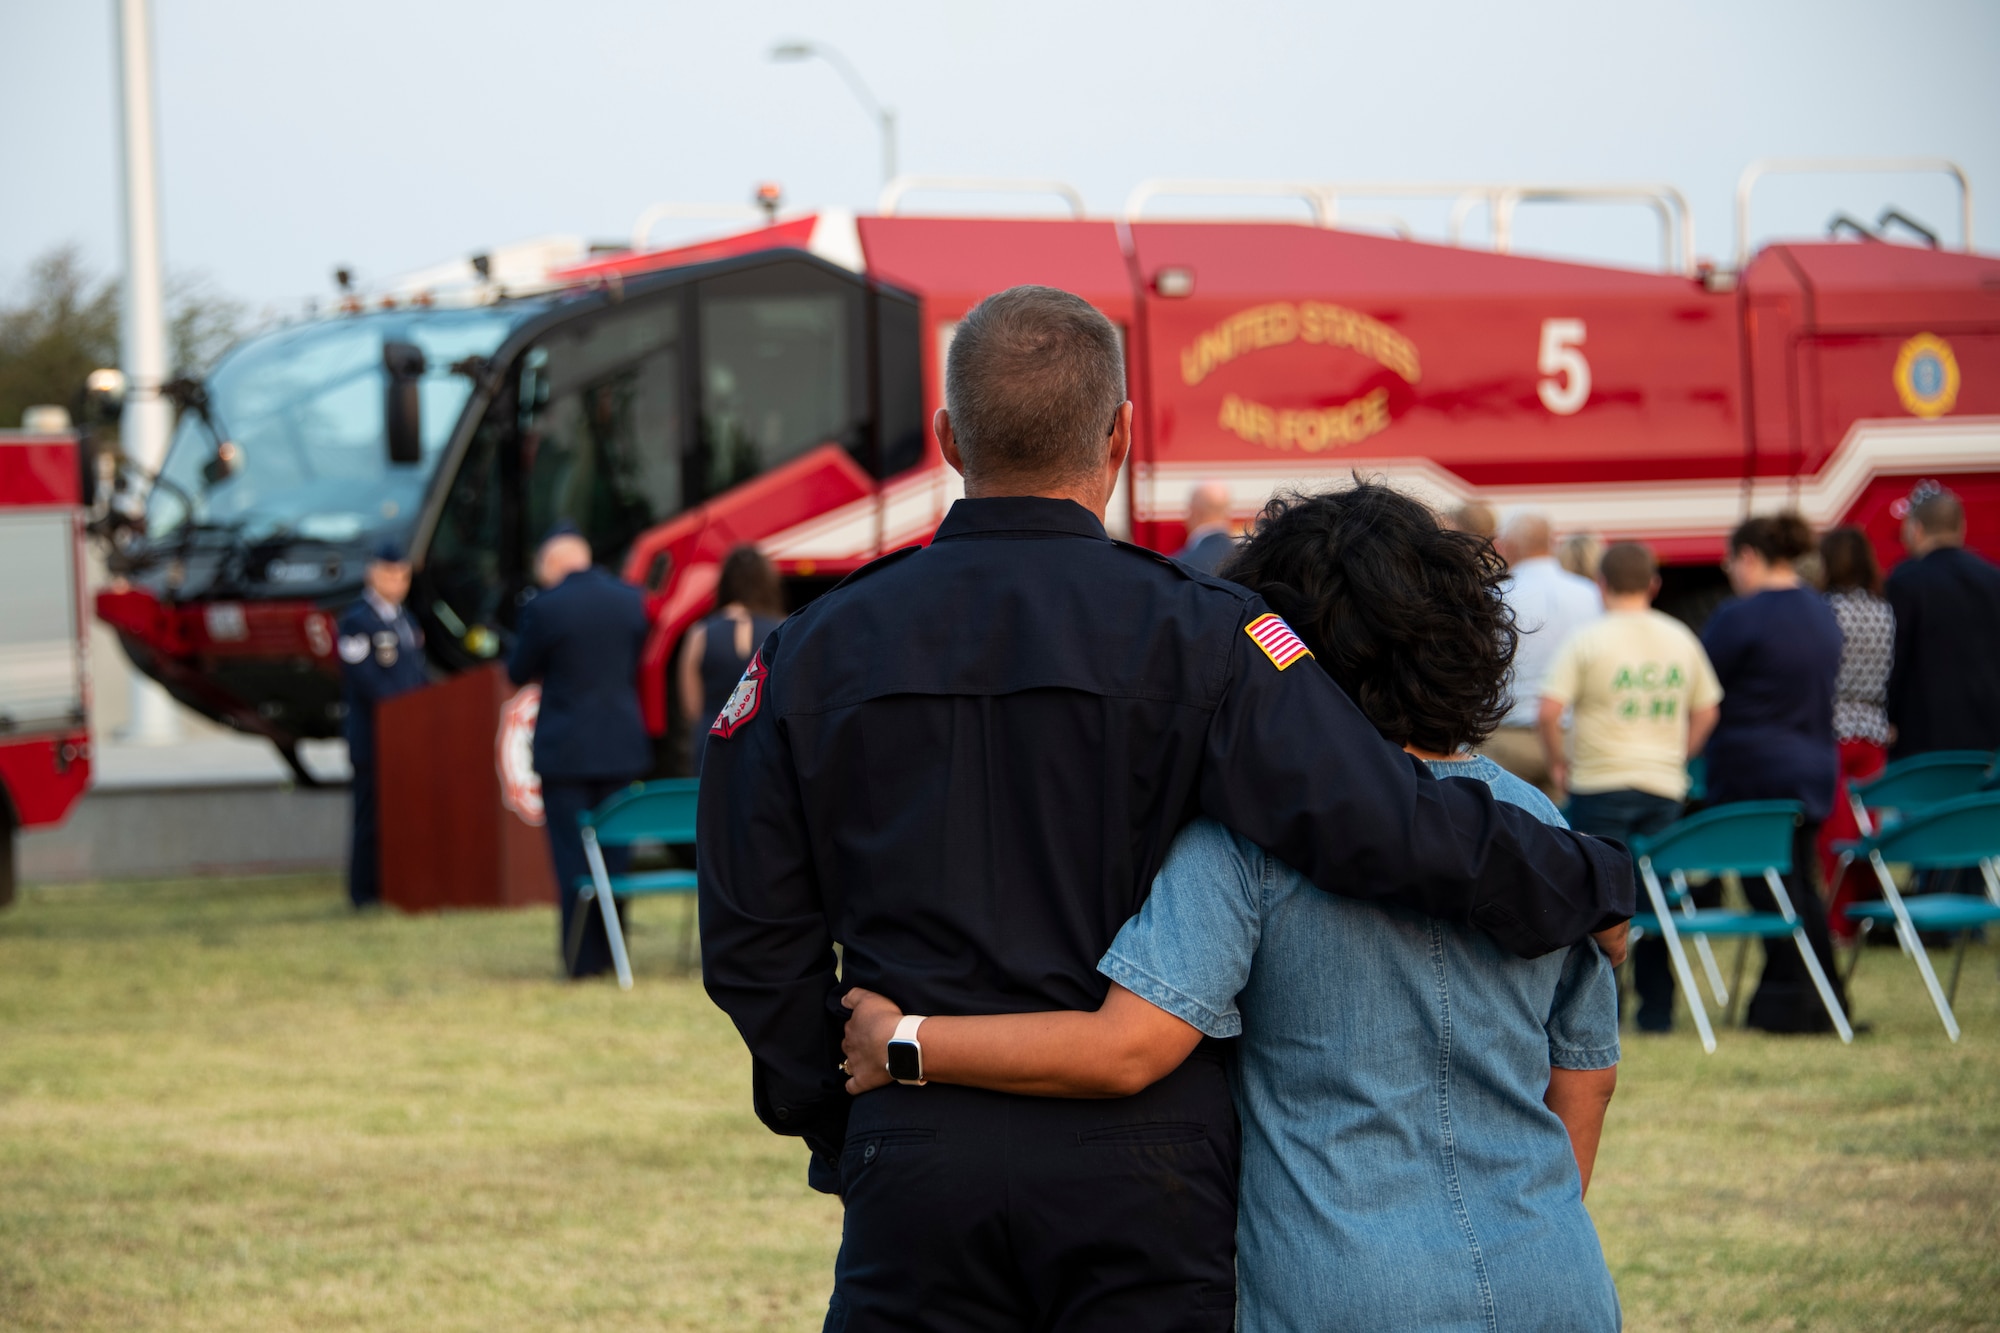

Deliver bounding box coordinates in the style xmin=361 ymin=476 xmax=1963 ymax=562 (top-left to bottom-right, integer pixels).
xmin=0 ymin=429 xmax=92 ymax=900
xmin=96 ymin=163 xmax=1999 ymax=775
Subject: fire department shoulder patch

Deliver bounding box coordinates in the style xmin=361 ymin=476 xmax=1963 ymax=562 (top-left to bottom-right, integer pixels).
xmin=710 ymin=652 xmax=768 ymax=738
xmin=1245 ymin=612 xmax=1313 ymax=671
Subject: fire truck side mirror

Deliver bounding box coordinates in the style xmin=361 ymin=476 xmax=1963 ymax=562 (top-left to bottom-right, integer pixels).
xmin=384 ymin=341 xmax=427 ymax=465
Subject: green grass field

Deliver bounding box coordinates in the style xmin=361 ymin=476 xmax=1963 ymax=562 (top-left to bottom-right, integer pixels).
xmin=1 ymin=874 xmax=1995 ymax=1331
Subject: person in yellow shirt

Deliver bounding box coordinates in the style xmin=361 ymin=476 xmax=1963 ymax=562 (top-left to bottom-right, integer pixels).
xmin=1539 ymin=542 xmax=1722 ymax=1032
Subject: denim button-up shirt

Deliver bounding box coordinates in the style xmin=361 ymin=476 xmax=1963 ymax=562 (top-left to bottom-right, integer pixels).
xmin=1100 ymin=756 xmax=1621 ymax=1332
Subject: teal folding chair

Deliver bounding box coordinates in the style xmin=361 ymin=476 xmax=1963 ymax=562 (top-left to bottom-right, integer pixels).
xmin=574 ymin=778 xmax=700 ymax=990
xmin=1841 ymin=791 xmax=2000 ymax=1041
xmin=1629 ymin=800 xmax=1854 ymax=1054
xmin=1846 ymin=751 xmax=1996 ymax=836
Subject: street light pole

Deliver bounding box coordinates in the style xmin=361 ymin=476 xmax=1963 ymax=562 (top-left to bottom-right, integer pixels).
xmin=114 ymin=0 xmax=180 ymax=744
xmin=770 ymin=40 xmax=897 ymax=186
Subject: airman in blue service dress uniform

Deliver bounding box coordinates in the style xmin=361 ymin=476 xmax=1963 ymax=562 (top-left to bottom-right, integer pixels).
xmin=337 ymin=543 xmax=428 ymax=909
xmin=696 ymin=286 xmax=1634 ymax=1333
xmin=507 ymin=528 xmax=652 ymax=978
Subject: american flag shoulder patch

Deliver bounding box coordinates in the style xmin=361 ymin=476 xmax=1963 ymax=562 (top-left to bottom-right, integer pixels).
xmin=1245 ymin=613 xmax=1313 ymax=671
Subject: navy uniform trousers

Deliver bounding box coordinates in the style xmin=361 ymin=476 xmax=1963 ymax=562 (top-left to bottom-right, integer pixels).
xmin=541 ymin=778 xmax=630 ymax=978
xmin=826 ymin=1050 xmax=1239 ymax=1333
xmin=345 ymin=712 xmax=382 ymax=909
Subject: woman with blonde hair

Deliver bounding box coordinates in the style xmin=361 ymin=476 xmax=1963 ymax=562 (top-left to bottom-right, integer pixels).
xmin=1558 ymin=531 xmax=1605 ymax=582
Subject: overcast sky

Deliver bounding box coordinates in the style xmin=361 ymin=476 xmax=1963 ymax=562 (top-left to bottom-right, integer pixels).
xmin=5 ymin=0 xmax=1996 ymax=318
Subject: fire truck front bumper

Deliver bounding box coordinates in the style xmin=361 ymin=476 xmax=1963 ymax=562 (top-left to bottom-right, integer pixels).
xmin=96 ymin=587 xmax=348 ymax=744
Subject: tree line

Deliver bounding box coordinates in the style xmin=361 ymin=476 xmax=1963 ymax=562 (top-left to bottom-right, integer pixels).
xmin=0 ymin=245 xmax=247 ymax=439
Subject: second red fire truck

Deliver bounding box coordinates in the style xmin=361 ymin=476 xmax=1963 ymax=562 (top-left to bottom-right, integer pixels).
xmin=0 ymin=428 xmax=92 ymax=898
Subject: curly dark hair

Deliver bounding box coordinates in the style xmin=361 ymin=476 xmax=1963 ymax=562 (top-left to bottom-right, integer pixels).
xmin=1219 ymin=479 xmax=1518 ymax=754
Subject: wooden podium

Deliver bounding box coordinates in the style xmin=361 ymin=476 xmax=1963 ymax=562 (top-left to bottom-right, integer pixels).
xmin=377 ymin=664 xmax=556 ymax=912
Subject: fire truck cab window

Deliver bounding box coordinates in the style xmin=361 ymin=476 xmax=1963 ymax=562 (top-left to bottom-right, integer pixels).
xmin=697 ymin=264 xmax=866 ymax=494
xmin=518 ymin=299 xmax=683 ymax=568
xmin=877 ymin=292 xmax=924 ymax=478
xmin=423 ymin=393 xmax=515 ymax=652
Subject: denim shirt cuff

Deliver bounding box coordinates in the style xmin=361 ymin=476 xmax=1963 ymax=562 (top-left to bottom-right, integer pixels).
xmin=1099 ymin=952 xmax=1242 ymax=1039
xmin=1550 ymin=1040 xmax=1621 ymax=1071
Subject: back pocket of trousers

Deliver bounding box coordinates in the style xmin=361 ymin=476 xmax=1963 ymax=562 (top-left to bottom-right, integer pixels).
xmin=841 ymin=1127 xmax=938 ymax=1189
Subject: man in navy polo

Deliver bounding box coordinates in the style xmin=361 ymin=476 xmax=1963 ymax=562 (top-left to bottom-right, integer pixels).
xmin=698 ymin=285 xmax=1634 ymax=1331
xmin=1175 ymin=479 xmax=1237 ymax=574
xmin=508 ymin=526 xmax=652 ymax=977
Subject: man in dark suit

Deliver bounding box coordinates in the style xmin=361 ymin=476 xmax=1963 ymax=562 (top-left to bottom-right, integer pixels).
xmin=337 ymin=542 xmax=429 ymax=909
xmin=507 ymin=527 xmax=653 ymax=977
xmin=1886 ymin=484 xmax=2000 ymax=758
xmin=1175 ymin=479 xmax=1237 ymax=574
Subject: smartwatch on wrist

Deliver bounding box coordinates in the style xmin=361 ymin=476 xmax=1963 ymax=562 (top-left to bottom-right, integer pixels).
xmin=886 ymin=1014 xmax=928 ymax=1086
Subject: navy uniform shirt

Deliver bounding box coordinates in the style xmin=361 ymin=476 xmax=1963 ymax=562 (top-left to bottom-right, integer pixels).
xmin=506 ymin=566 xmax=652 ymax=781
xmin=1176 ymin=525 xmax=1237 ymax=575
xmin=337 ymin=594 xmax=428 ymax=755
xmin=697 ymin=497 xmax=1633 ymax=1166
xmin=1885 ymin=545 xmax=2000 ymax=757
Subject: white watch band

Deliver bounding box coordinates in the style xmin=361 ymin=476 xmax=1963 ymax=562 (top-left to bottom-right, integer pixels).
xmin=889 ymin=1014 xmax=928 ymax=1085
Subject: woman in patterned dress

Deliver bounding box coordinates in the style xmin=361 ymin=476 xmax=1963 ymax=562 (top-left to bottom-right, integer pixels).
xmin=1817 ymin=526 xmax=1895 ymax=937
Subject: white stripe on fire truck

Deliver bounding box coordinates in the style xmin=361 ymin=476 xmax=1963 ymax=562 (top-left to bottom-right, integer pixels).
xmin=1135 ymin=417 xmax=2000 ymax=538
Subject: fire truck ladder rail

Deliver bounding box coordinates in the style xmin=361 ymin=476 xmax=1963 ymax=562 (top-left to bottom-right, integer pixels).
xmin=1736 ymin=157 xmax=1973 ymax=269
xmin=1123 ymin=179 xmax=1343 ymax=227
xmin=1124 ymin=179 xmax=1694 ymax=275
xmin=1449 ymin=185 xmax=1694 ymax=277
xmin=878 ymin=176 xmax=1087 ymax=219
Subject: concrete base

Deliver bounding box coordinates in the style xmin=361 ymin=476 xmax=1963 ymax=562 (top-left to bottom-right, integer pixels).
xmin=19 ymin=735 xmax=352 ymax=884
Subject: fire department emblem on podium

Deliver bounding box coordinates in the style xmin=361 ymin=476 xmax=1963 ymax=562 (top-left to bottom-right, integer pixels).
xmin=1894 ymin=333 xmax=1960 ymax=419
xmin=496 ymin=685 xmax=545 ymax=826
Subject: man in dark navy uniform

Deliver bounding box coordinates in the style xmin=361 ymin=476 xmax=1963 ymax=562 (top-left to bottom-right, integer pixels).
xmin=1174 ymin=478 xmax=1237 ymax=574
xmin=1886 ymin=483 xmax=2000 ymax=757
xmin=698 ymin=287 xmax=1633 ymax=1332
xmin=337 ymin=542 xmax=428 ymax=909
xmin=508 ymin=527 xmax=652 ymax=978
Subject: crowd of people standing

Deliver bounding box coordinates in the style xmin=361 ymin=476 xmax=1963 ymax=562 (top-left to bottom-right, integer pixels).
xmin=1483 ymin=485 xmax=2000 ymax=1034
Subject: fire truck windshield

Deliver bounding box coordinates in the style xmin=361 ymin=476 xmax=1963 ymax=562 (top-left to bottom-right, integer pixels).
xmin=146 ymin=304 xmax=546 ymax=546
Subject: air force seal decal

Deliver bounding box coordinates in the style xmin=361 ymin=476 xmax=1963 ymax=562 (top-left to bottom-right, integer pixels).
xmin=710 ymin=652 xmax=768 ymax=739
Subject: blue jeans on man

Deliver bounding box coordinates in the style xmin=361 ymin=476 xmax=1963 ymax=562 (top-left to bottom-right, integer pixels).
xmin=1566 ymin=788 xmax=1685 ymax=1031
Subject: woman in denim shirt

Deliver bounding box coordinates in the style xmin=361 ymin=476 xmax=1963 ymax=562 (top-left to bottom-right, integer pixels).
xmin=845 ymin=483 xmax=1622 ymax=1331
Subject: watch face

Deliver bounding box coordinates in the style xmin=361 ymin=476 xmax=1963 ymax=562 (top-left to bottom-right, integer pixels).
xmin=886 ymin=1039 xmax=922 ymax=1083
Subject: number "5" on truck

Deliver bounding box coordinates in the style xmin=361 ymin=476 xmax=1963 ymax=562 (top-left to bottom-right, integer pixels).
xmin=1537 ymin=318 xmax=1590 ymax=416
